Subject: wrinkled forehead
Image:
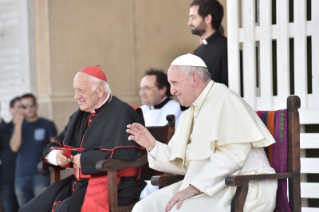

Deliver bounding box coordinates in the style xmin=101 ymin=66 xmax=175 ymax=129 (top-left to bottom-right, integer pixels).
xmin=73 ymin=72 xmax=92 ymax=88
xmin=168 ymin=65 xmax=185 ymax=81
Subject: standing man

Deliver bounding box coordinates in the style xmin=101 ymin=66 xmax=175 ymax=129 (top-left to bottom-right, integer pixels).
xmin=188 ymin=0 xmax=228 ymax=86
xmin=139 ymin=69 xmax=182 ymax=129
xmin=128 ymin=54 xmax=277 ymax=212
xmin=18 ymin=66 xmax=146 ymax=212
xmin=0 ymin=97 xmax=22 ymax=212
xmin=10 ymin=93 xmax=57 ymax=207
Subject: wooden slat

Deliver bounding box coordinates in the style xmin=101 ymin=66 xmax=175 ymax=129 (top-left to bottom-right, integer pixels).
xmin=258 ymin=0 xmax=272 ymax=110
xmin=276 ymin=0 xmax=290 ymax=110
xmin=301 ymin=182 xmax=319 ymax=198
xmin=300 ymin=133 xmax=319 ymax=149
xmin=227 ymin=0 xmax=241 ymax=95
xmin=299 ymin=108 xmax=319 ymax=124
xmin=302 ymin=207 xmax=319 ymax=212
xmin=242 ymin=0 xmax=256 ymax=109
xmin=301 ymin=158 xmax=319 ymax=174
xmin=294 ymin=0 xmax=308 ymax=108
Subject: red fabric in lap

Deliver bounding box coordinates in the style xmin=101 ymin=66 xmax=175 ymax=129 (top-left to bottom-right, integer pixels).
xmin=81 ymin=167 xmax=138 ymax=212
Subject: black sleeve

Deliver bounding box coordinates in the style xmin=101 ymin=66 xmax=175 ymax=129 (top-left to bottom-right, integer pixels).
xmin=80 ymin=147 xmax=140 ymax=175
xmin=42 ymin=114 xmax=74 ymax=156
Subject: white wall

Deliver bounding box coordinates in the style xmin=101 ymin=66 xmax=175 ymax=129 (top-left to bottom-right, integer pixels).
xmin=0 ymin=0 xmax=35 ymax=121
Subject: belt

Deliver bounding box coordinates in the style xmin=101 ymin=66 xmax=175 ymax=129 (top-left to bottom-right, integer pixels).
xmin=74 ymin=167 xmax=138 ymax=181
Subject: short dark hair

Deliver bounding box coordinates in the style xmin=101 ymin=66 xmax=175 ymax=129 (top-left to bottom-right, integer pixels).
xmin=144 ymin=69 xmax=172 ymax=97
xmin=10 ymin=97 xmax=21 ymax=108
xmin=20 ymin=93 xmax=37 ymax=104
xmin=190 ymin=0 xmax=224 ymax=30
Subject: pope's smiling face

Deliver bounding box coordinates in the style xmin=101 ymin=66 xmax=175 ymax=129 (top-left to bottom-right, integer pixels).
xmin=73 ymin=72 xmax=101 ymax=112
xmin=168 ymin=66 xmax=196 ymax=107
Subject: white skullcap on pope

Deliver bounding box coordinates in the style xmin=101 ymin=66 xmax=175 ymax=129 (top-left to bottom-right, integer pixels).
xmin=171 ymin=53 xmax=207 ymax=68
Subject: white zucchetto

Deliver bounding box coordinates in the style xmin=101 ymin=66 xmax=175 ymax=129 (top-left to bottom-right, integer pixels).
xmin=171 ymin=53 xmax=207 ymax=68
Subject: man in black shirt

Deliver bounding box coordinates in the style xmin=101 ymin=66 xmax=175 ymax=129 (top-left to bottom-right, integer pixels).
xmin=0 ymin=97 xmax=22 ymax=212
xmin=187 ymin=0 xmax=228 ymax=86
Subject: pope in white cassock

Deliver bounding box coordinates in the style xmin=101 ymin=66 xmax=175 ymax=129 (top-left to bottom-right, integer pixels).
xmin=127 ymin=54 xmax=277 ymax=212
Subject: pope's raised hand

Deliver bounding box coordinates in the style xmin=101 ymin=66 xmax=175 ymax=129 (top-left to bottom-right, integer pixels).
xmin=127 ymin=123 xmax=156 ymax=151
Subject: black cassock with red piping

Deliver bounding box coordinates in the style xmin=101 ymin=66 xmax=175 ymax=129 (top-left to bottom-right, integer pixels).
xmin=19 ymin=96 xmax=146 ymax=212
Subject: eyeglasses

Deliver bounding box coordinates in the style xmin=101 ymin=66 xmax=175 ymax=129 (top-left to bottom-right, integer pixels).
xmin=22 ymin=102 xmax=35 ymax=109
xmin=138 ymin=86 xmax=156 ymax=92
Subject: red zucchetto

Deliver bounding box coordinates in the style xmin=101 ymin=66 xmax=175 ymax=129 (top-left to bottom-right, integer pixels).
xmin=79 ymin=65 xmax=107 ymax=82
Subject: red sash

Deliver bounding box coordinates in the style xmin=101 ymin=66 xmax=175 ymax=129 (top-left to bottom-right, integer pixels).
xmin=81 ymin=167 xmax=138 ymax=212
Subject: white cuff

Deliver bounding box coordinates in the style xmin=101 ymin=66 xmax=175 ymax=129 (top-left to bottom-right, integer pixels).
xmin=148 ymin=141 xmax=158 ymax=158
xmin=44 ymin=150 xmax=59 ymax=165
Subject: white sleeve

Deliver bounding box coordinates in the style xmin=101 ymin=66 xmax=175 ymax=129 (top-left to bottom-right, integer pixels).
xmin=148 ymin=140 xmax=159 ymax=158
xmin=44 ymin=150 xmax=59 ymax=165
xmin=147 ymin=141 xmax=187 ymax=175
xmin=190 ymin=143 xmax=251 ymax=196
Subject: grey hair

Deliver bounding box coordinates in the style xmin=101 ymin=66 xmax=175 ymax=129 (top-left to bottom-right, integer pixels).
xmin=177 ymin=65 xmax=211 ymax=82
xmin=90 ymin=76 xmax=111 ymax=94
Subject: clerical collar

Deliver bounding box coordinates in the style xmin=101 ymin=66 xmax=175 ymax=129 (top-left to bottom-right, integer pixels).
xmin=201 ymin=31 xmax=222 ymax=45
xmin=149 ymin=96 xmax=170 ymax=110
xmin=192 ymin=80 xmax=214 ymax=112
xmin=91 ymin=93 xmax=111 ymax=114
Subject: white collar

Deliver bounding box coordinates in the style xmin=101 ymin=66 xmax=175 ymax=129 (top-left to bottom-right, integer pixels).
xmin=91 ymin=93 xmax=110 ymax=113
xmin=150 ymin=96 xmax=167 ymax=110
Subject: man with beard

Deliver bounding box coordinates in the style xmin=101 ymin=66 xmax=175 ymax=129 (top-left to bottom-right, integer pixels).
xmin=188 ymin=0 xmax=228 ymax=86
xmin=18 ymin=66 xmax=146 ymax=212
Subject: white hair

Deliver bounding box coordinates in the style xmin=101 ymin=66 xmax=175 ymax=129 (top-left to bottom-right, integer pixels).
xmin=177 ymin=65 xmax=211 ymax=82
xmin=90 ymin=75 xmax=111 ymax=94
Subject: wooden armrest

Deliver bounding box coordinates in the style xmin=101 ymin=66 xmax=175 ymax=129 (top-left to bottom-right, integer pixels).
xmin=96 ymin=154 xmax=148 ymax=172
xmin=38 ymin=161 xmax=65 ymax=184
xmin=37 ymin=161 xmax=64 ymax=173
xmin=150 ymin=174 xmax=184 ymax=186
xmin=225 ymin=172 xmax=297 ymax=186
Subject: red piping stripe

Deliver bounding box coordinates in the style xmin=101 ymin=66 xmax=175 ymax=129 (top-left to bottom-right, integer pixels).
xmin=53 ymin=141 xmax=62 ymax=146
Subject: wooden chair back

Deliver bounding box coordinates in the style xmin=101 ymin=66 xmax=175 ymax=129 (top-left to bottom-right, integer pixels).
xmin=226 ymin=96 xmax=301 ymax=212
xmin=140 ymin=115 xmax=175 ymax=180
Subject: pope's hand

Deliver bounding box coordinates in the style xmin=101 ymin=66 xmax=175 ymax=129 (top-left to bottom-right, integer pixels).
xmin=126 ymin=123 xmax=156 ymax=151
xmin=165 ymin=185 xmax=200 ymax=212
xmin=56 ymin=150 xmax=71 ymax=166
